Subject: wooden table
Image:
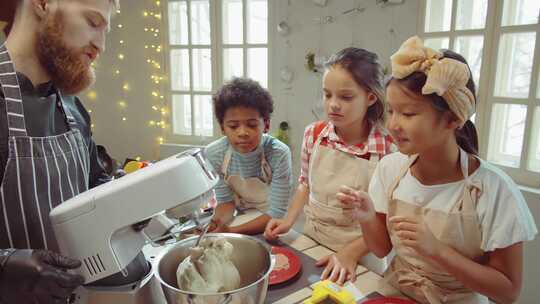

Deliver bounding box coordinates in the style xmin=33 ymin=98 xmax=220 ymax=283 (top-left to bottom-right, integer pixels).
xmin=229 ymin=211 xmax=405 ymax=303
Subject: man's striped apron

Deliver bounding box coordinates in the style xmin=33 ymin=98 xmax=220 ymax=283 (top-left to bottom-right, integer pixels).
xmin=0 ymin=44 xmax=90 ymax=252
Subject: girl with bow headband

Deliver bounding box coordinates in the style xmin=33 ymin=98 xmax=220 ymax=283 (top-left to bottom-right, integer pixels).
xmin=338 ymin=36 xmax=537 ymax=303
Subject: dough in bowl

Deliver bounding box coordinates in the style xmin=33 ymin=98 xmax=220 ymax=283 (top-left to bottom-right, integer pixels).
xmin=176 ymin=237 xmax=241 ymax=293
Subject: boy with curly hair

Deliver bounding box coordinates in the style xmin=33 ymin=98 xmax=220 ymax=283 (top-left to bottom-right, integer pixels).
xmin=204 ymin=78 xmax=293 ymax=235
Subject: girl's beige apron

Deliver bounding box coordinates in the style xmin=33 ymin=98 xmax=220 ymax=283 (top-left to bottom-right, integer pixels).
xmin=383 ymin=149 xmax=487 ymax=304
xmin=303 ymin=124 xmax=385 ymax=273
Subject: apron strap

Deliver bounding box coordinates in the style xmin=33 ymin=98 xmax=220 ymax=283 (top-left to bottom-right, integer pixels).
xmin=55 ymin=90 xmax=80 ymax=132
xmin=309 ymin=123 xmax=381 ymax=190
xmin=221 ymin=146 xmax=233 ymax=178
xmin=451 ymin=148 xmax=482 ymax=213
xmin=387 ymin=154 xmax=418 ymax=200
xmin=259 ymin=148 xmax=272 ymax=184
xmin=369 ymin=153 xmax=379 ymax=163
xmin=387 ymin=150 xmax=482 ymax=214
xmin=459 ymin=148 xmax=469 ymax=180
xmin=367 ymin=153 xmax=379 ymax=180
xmin=307 ymin=123 xmax=330 ymax=188
xmin=0 ymin=44 xmax=28 ymax=137
xmin=221 ymin=145 xmax=272 ymax=184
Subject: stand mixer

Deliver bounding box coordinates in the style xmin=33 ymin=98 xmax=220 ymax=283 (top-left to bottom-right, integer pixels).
xmin=49 ymin=148 xmax=219 ymax=303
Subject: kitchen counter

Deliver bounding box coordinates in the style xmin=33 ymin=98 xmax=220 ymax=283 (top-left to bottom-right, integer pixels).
xmin=143 ymin=210 xmax=406 ymax=303
xmin=230 ymin=210 xmax=405 ymax=303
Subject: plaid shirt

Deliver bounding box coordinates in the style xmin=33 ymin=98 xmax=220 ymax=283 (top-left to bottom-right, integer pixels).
xmin=299 ymin=121 xmax=396 ymax=185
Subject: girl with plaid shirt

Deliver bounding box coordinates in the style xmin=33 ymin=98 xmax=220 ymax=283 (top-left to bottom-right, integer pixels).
xmin=264 ymin=48 xmax=395 ymax=284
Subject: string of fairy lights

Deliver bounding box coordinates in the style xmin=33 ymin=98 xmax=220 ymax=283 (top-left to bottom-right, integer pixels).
xmin=143 ymin=0 xmax=168 ymax=145
xmin=86 ymin=0 xmax=169 ymax=147
xmin=115 ymin=10 xmax=128 ymax=126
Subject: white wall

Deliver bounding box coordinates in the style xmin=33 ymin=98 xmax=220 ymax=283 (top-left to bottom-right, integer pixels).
xmin=82 ymin=0 xmax=165 ymax=162
xmin=270 ymin=0 xmax=419 ymax=179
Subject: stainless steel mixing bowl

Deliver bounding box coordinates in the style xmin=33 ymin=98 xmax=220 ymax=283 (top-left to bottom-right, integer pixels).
xmin=154 ymin=233 xmax=273 ymax=304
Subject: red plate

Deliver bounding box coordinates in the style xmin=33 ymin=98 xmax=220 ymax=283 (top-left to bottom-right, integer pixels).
xmin=269 ymin=246 xmax=302 ymax=285
xmin=362 ymin=297 xmax=417 ymax=304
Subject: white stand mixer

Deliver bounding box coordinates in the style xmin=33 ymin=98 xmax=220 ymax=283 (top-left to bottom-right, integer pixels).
xmin=49 ymin=149 xmax=219 ymax=303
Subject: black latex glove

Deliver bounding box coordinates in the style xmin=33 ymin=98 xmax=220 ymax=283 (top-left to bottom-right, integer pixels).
xmin=0 ymin=249 xmax=85 ymax=304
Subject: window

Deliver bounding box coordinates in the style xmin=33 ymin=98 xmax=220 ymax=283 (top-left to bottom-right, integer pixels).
xmin=419 ymin=0 xmax=540 ymax=188
xmin=165 ymin=0 xmax=270 ymax=142
xmin=223 ymin=0 xmax=269 ymax=87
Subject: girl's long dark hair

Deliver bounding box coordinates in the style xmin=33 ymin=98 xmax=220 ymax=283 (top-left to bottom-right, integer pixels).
xmin=325 ymin=47 xmax=386 ymax=125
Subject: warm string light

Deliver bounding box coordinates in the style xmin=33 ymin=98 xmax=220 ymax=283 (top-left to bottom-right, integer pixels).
xmin=113 ymin=10 xmax=128 ymax=124
xmin=91 ymin=3 xmax=167 ymax=138
xmin=86 ymin=66 xmax=96 ymax=129
xmin=144 ymin=1 xmax=169 ymax=142
xmin=83 ymin=9 xmax=125 ymax=130
xmin=88 ymin=5 xmax=168 ymax=135
xmin=86 ymin=91 xmax=98 ymax=101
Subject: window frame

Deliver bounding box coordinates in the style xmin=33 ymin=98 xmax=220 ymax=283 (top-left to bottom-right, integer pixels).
xmin=418 ymin=0 xmax=540 ymax=188
xmin=162 ymin=0 xmax=274 ymax=146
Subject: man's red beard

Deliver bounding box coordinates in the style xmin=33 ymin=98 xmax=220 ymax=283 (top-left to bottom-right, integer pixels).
xmin=36 ymin=11 xmax=96 ymax=95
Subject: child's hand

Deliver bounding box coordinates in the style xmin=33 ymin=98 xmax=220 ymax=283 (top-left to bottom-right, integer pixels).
xmin=316 ymin=250 xmax=358 ymax=285
xmin=337 ymin=186 xmax=376 ymax=222
xmin=389 ymin=216 xmax=444 ymax=258
xmin=264 ymin=218 xmax=292 ymax=241
xmin=207 ymin=217 xmax=230 ymax=233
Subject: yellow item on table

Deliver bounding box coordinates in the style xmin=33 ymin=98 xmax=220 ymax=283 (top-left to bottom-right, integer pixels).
xmin=124 ymin=160 xmax=144 ymax=174
xmin=304 ymin=280 xmax=355 ymax=304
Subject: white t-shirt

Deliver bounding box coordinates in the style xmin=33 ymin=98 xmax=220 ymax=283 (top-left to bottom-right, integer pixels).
xmin=369 ymin=152 xmax=538 ymax=252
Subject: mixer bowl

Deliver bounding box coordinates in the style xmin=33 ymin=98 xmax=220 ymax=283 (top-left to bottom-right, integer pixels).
xmin=154 ymin=233 xmax=273 ymax=304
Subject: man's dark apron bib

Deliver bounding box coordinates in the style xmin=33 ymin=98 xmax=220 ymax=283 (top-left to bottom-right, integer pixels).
xmin=0 ymin=44 xmax=90 ymax=252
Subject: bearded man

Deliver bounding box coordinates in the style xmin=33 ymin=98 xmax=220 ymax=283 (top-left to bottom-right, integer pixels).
xmin=0 ymin=1 xmax=119 ymax=303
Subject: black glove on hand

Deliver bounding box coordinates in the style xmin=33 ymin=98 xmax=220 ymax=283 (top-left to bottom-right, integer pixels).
xmin=0 ymin=249 xmax=85 ymax=304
